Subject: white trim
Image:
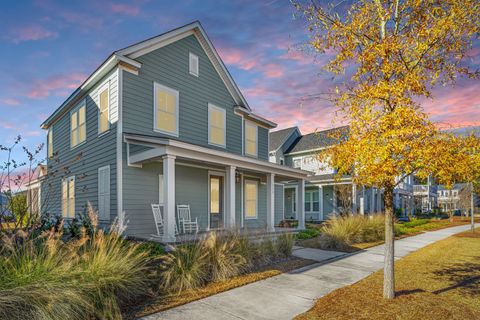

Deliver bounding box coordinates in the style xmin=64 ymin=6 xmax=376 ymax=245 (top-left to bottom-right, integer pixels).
xmin=153 ymin=82 xmax=179 ymax=137
xmin=97 ymin=81 xmax=110 ymax=135
xmin=62 ymin=175 xmax=75 ymax=219
xmin=47 ymin=127 xmax=53 ymax=158
xmin=208 ymin=103 xmax=226 ymax=148
xmin=244 ymin=121 xmax=258 ymax=158
xmin=189 ymin=52 xmax=199 ymax=77
xmin=244 ymin=179 xmax=258 ymax=220
xmin=70 ymin=100 xmax=87 ymax=149
xmin=123 ymin=134 xmax=310 ymax=179
xmin=234 ymin=107 xmax=276 ymax=129
xmin=116 ymin=68 xmax=123 ymax=218
xmin=207 ymin=171 xmax=226 ymax=230
xmin=240 ymin=173 xmax=244 ymax=228
xmin=285 ymin=146 xmax=330 ymax=156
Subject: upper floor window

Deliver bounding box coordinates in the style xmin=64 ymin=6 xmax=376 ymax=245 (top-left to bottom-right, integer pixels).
xmin=245 ymin=121 xmax=257 ymax=157
xmin=293 ymin=158 xmax=301 ymax=168
xmin=71 ymin=102 xmax=86 ymax=148
xmin=98 ymin=85 xmax=109 ymax=134
xmin=47 ymin=128 xmax=53 ymax=158
xmin=189 ymin=52 xmax=199 ymax=77
xmin=154 ymin=82 xmax=179 ymax=136
xmin=279 ymin=158 xmax=284 ymax=165
xmin=208 ymin=103 xmax=226 ymax=147
xmin=62 ymin=176 xmax=75 ymax=218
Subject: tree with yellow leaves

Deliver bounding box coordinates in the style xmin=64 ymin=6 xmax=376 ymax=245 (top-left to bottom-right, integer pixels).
xmin=295 ymin=0 xmax=480 ymax=299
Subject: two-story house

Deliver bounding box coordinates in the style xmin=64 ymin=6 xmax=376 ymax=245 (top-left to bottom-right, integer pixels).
xmin=40 ymin=22 xmax=309 ymax=242
xmin=270 ymin=126 xmax=417 ymax=220
xmin=413 ymin=175 xmax=438 ymax=213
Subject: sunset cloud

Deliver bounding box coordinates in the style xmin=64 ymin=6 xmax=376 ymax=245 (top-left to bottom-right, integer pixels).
xmin=26 ymin=73 xmax=86 ymax=99
xmin=9 ymin=25 xmax=58 ymax=43
xmin=0 ymin=98 xmax=21 ymax=106
xmin=110 ymin=3 xmax=140 ymax=16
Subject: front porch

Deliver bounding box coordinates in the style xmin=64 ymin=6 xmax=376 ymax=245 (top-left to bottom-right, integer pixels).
xmin=123 ymin=133 xmax=310 ymax=243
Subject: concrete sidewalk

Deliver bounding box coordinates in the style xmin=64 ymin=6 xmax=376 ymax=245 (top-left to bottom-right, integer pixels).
xmin=142 ymin=224 xmax=477 ymax=320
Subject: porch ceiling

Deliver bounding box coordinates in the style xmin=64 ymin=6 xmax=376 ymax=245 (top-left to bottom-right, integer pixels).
xmin=124 ymin=133 xmax=310 ymax=180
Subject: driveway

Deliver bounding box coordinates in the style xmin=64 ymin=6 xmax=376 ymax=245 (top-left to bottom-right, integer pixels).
xmin=142 ymin=224 xmax=477 ymax=320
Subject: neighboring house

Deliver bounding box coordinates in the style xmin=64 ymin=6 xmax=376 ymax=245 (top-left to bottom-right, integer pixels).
xmin=437 ymin=184 xmax=464 ymax=213
xmin=270 ymin=126 xmax=419 ymax=220
xmin=40 ymin=21 xmax=309 ymax=242
xmin=413 ymin=175 xmax=438 ymax=213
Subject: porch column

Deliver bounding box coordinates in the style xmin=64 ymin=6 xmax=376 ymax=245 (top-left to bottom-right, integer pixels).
xmin=352 ymin=183 xmax=357 ymax=214
xmin=360 ymin=186 xmax=365 ymax=215
xmin=319 ymin=185 xmax=324 ymax=221
xmin=266 ymin=173 xmax=275 ymax=232
xmin=162 ymin=155 xmax=176 ymax=243
xmin=225 ymin=165 xmax=236 ymax=229
xmin=371 ymin=189 xmax=376 ymax=213
xmin=297 ymin=179 xmax=305 ymax=230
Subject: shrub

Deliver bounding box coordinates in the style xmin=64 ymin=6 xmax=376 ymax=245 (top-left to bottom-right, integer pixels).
xmin=0 ymin=206 xmax=152 ymax=320
xmin=137 ymin=241 xmax=166 ymax=257
xmin=296 ymin=228 xmax=321 ymax=240
xmin=276 ymin=233 xmax=295 ymax=257
xmin=159 ymin=242 xmax=207 ymax=294
xmin=202 ymin=232 xmax=249 ymax=282
xmin=401 ymin=218 xmax=430 ymax=228
xmin=319 ymin=215 xmax=386 ymax=250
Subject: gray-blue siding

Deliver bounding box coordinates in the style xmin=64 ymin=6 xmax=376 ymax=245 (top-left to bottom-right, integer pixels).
xmin=121 ymin=34 xmax=269 ymax=161
xmin=42 ymin=69 xmax=118 ymax=221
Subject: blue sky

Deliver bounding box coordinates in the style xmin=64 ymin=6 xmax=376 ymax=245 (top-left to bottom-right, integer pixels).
xmin=0 ymin=0 xmax=479 ymax=162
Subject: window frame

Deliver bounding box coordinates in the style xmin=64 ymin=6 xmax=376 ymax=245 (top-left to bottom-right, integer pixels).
xmin=153 ymin=82 xmax=180 ymax=137
xmin=189 ymin=52 xmax=199 ymax=77
xmin=305 ymin=190 xmax=320 ymax=213
xmin=70 ymin=100 xmax=87 ymax=149
xmin=244 ymin=179 xmax=258 ymax=219
xmin=208 ymin=103 xmax=226 ymax=148
xmin=98 ymin=165 xmax=110 ymax=221
xmin=62 ymin=176 xmax=75 ymax=219
xmin=97 ymin=82 xmax=110 ymax=135
xmin=244 ymin=121 xmax=258 ymax=157
xmin=47 ymin=127 xmax=53 ymax=158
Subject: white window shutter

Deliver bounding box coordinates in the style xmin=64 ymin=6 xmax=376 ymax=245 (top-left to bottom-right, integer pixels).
xmin=98 ymin=166 xmax=110 ymax=221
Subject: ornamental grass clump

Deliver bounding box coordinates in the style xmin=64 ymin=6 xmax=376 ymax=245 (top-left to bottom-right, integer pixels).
xmin=0 ymin=204 xmax=152 ymax=320
xmin=319 ymin=214 xmax=386 ymax=250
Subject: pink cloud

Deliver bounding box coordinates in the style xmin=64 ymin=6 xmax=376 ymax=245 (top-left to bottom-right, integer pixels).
xmin=26 ymin=73 xmax=87 ymax=99
xmin=0 ymin=120 xmax=15 ymax=129
xmin=110 ymin=3 xmax=140 ymax=16
xmin=0 ymin=98 xmax=21 ymax=106
xmin=263 ymin=63 xmax=284 ymax=78
xmin=10 ymin=25 xmax=58 ymax=43
xmin=217 ymin=46 xmax=258 ymax=71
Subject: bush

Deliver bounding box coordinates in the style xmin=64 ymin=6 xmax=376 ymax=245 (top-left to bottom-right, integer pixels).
xmin=276 ymin=233 xmax=295 ymax=257
xmin=0 ymin=206 xmax=152 ymax=320
xmin=401 ymin=218 xmax=430 ymax=228
xmin=137 ymin=241 xmax=166 ymax=257
xmin=296 ymin=228 xmax=321 ymax=240
xmin=319 ymin=215 xmax=386 ymax=250
xmin=159 ymin=242 xmax=207 ymax=294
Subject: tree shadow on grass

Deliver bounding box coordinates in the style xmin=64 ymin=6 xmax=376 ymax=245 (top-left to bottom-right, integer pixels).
xmin=432 ymin=257 xmax=480 ymax=297
xmin=395 ymin=288 xmax=425 ymax=297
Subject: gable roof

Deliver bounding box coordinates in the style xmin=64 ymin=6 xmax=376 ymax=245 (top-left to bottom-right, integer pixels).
xmin=285 ymin=126 xmax=349 ymax=154
xmin=41 ymin=21 xmax=254 ymax=129
xmin=269 ymin=127 xmax=299 ymax=152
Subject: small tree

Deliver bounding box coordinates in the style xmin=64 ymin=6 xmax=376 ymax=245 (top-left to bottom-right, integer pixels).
xmin=295 ymin=0 xmax=480 ymax=299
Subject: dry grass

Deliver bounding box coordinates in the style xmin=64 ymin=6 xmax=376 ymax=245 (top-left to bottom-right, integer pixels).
xmin=296 ymin=229 xmax=480 ymax=320
xmin=130 ymin=257 xmax=315 ymax=319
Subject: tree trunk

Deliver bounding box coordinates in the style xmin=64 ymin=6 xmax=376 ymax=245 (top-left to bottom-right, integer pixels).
xmin=471 ymin=183 xmax=475 ymax=233
xmin=383 ymin=186 xmax=395 ymax=299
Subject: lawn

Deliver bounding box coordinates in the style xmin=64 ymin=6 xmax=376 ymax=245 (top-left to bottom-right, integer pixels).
xmin=296 ymin=229 xmax=480 ymax=320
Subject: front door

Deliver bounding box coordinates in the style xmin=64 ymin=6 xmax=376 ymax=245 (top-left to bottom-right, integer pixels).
xmin=209 ymin=174 xmax=224 ymax=229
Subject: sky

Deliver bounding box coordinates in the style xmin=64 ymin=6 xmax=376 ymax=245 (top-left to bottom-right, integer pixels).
xmin=0 ymin=0 xmax=479 ymax=162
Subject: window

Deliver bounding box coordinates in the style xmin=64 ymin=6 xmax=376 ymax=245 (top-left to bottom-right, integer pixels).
xmin=154 ymin=83 xmax=179 ymax=136
xmin=98 ymin=85 xmax=109 ymax=134
xmin=208 ymin=104 xmax=226 ymax=147
xmin=47 ymin=128 xmax=53 ymax=158
xmin=245 ymin=180 xmax=258 ymax=219
xmin=189 ymin=52 xmax=199 ymax=76
xmin=62 ymin=176 xmax=75 ymax=218
xmin=305 ymin=190 xmax=319 ymax=212
xmin=71 ymin=102 xmax=86 ymax=148
xmin=245 ymin=122 xmax=257 ymax=157
xmin=279 ymin=158 xmax=284 ymax=165
xmin=98 ymin=166 xmax=110 ymax=220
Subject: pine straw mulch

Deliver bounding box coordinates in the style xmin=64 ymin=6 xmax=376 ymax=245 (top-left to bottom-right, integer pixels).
xmin=295 ymin=229 xmax=480 ymax=320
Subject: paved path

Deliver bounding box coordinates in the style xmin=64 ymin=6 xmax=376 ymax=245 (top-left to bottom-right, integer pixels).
xmin=142 ymin=224 xmax=477 ymax=320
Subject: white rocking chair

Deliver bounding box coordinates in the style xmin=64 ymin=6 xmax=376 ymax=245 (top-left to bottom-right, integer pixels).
xmin=176 ymin=204 xmax=199 ymax=234
xmin=151 ymin=204 xmax=178 ymax=238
